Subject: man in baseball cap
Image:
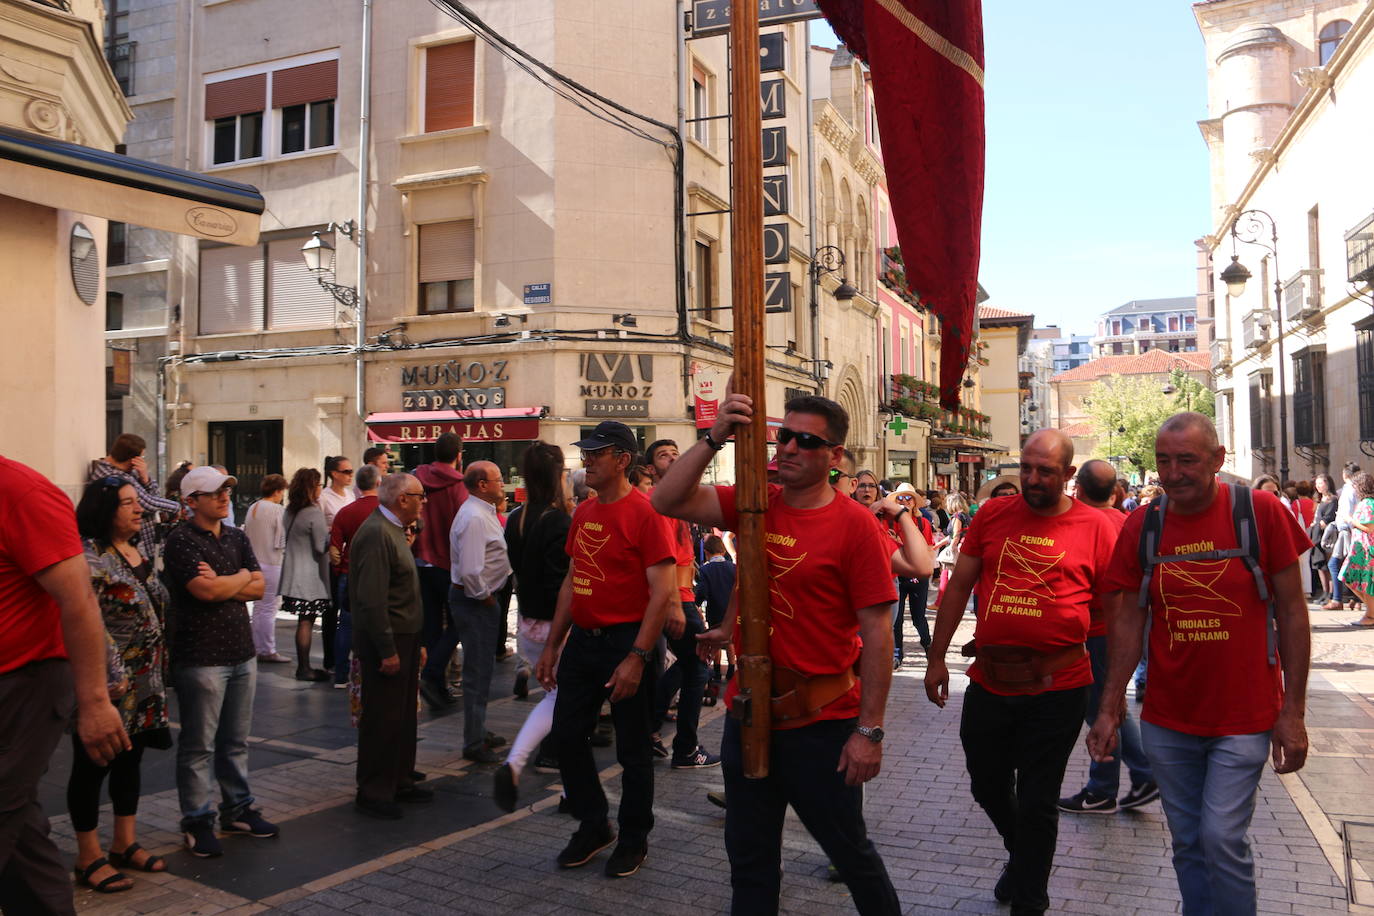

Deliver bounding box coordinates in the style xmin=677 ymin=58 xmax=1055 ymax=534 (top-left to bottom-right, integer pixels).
xmin=180 ymin=466 xmax=238 ymax=497
xmin=571 ymin=421 xmax=640 ymax=455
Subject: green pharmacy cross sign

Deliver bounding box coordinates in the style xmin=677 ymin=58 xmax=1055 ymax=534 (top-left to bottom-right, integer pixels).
xmin=888 ymin=417 xmax=910 ymax=435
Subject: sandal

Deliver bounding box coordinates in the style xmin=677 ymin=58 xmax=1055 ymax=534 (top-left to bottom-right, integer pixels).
xmin=109 ymin=842 xmax=166 ymax=873
xmin=1351 ymin=617 xmax=1374 ymax=628
xmin=74 ymin=857 xmax=132 ymax=893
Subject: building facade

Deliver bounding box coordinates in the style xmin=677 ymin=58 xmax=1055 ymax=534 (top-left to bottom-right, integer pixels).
xmin=1091 ymin=297 xmax=1199 ymax=358
xmin=1196 ymin=0 xmax=1372 ymax=481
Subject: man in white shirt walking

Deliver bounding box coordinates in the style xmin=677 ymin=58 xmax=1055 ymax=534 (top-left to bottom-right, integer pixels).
xmin=449 ymin=461 xmax=513 ymax=763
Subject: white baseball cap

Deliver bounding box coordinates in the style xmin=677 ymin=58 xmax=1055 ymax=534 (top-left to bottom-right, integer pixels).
xmin=181 ymin=466 xmax=237 ymax=497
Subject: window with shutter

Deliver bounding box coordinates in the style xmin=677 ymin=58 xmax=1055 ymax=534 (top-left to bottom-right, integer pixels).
xmin=200 ymin=246 xmax=265 ymax=334
xmin=418 ymin=221 xmax=476 ymax=313
xmin=425 ymin=41 xmax=475 ymax=132
xmin=268 ymin=238 xmax=337 ymax=328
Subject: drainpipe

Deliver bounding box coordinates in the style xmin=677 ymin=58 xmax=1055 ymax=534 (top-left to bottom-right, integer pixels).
xmin=805 ymin=40 xmax=821 ymax=390
xmin=355 ymin=0 xmax=373 ymax=421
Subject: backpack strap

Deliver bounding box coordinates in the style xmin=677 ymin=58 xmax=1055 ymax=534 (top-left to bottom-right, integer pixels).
xmin=1230 ymin=485 xmax=1278 ymax=666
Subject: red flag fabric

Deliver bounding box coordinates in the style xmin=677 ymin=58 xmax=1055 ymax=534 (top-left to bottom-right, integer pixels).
xmin=818 ymin=0 xmax=985 ymax=409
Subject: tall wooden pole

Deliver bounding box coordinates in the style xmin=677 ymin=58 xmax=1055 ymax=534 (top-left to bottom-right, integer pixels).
xmin=728 ymin=0 xmax=772 ymax=778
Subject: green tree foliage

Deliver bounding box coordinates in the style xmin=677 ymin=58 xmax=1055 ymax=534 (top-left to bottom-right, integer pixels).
xmin=1084 ymin=371 xmax=1215 ymax=473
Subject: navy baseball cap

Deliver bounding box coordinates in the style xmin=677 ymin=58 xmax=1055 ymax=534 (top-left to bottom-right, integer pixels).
xmin=572 ymin=421 xmax=639 ymax=455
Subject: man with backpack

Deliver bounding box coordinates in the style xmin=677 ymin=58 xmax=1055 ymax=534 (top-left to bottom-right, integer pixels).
xmin=1089 ymin=413 xmax=1311 ymax=916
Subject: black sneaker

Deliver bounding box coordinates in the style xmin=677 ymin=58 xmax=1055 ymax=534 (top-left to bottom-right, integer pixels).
xmin=993 ymin=862 xmax=1012 ymax=904
xmin=532 ymin=754 xmax=560 ymax=773
xmin=395 ymin=785 xmax=434 ymax=803
xmin=420 ymin=679 xmax=457 ymax=710
xmin=671 ymin=746 xmax=721 ymax=769
xmin=1119 ymin=781 xmax=1160 ymax=810
xmin=493 ymin=764 xmax=518 ymax=813
xmin=463 ymin=745 xmax=500 ymax=764
xmin=221 ymin=808 xmax=279 ymax=837
xmin=355 ymin=795 xmax=402 ymax=820
xmin=484 ymin=732 xmax=508 ymax=749
xmin=706 ymin=790 xmax=727 ymax=809
xmin=649 ymin=737 xmax=670 ymax=759
xmin=513 ymin=671 xmax=529 ymax=699
xmin=557 ymin=821 xmax=615 ymax=868
xmin=183 ymin=822 xmax=223 ymax=858
xmin=1056 ymin=790 xmax=1117 ymax=814
xmin=604 ymin=840 xmax=647 ymax=878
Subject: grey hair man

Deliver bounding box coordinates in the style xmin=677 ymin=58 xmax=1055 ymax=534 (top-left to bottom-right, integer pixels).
xmin=1089 ymin=413 xmax=1311 ymax=915
xmin=349 ymin=473 xmax=429 ymax=819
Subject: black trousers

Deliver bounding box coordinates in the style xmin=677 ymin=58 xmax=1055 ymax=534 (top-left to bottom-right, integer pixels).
xmin=721 ymin=716 xmax=899 ymax=915
xmin=654 ymin=604 xmax=709 ymax=758
xmin=960 ymin=683 xmax=1088 ymax=916
xmin=66 ymin=732 xmax=146 ymax=832
xmin=355 ymin=632 xmax=421 ymax=805
xmin=418 ymin=566 xmax=457 ymax=685
xmin=552 ymin=625 xmax=655 ymax=843
xmin=0 ymin=659 xmax=77 ymax=916
xmin=323 ymin=570 xmax=341 ymax=671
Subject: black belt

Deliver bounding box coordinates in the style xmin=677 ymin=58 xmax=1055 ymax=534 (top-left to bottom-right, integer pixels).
xmin=575 ymin=623 xmax=639 ymax=638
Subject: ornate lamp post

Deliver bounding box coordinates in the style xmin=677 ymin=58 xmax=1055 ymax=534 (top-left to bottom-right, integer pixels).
xmin=1219 ymin=209 xmax=1287 ymax=482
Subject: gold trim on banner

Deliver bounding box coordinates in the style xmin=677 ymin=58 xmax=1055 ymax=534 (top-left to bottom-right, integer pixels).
xmin=873 ymin=0 xmax=985 ymax=87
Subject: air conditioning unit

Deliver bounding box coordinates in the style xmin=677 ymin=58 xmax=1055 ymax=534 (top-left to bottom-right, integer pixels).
xmin=1210 ymin=337 xmax=1232 ymax=369
xmin=1283 ymin=269 xmax=1322 ymax=322
xmin=1242 ymin=311 xmax=1269 ymax=349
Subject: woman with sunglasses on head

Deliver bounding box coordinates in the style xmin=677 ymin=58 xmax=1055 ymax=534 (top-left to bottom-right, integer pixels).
xmin=279 ymin=468 xmax=333 ymax=681
xmin=931 ymin=492 xmax=970 ymax=608
xmin=69 ymin=477 xmax=172 ymax=893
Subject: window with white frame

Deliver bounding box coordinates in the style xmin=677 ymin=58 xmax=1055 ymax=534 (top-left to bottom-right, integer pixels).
xmin=205 ymin=55 xmax=338 ymax=167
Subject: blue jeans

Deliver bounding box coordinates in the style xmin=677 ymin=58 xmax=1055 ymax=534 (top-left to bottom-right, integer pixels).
xmin=449 ymin=586 xmax=500 ymax=750
xmin=721 ymin=716 xmax=899 ymax=915
xmin=1328 ymin=553 xmax=1346 ymax=602
xmin=1141 ymin=722 xmax=1271 ymax=916
xmin=334 ymin=574 xmax=353 ymax=686
xmin=1082 ymin=635 xmax=1152 ymax=798
xmin=172 ymin=660 xmax=257 ymax=829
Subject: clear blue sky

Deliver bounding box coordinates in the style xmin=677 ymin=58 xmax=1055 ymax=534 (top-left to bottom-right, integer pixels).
xmin=811 ymin=3 xmax=1210 ymax=336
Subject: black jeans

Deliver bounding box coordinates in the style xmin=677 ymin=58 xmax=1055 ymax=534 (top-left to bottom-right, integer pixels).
xmin=418 ymin=566 xmax=458 ymax=685
xmin=721 ymin=716 xmax=899 ymax=915
xmin=960 ymin=683 xmax=1088 ymax=916
xmin=322 ymin=570 xmax=340 ymax=671
xmin=552 ymin=625 xmax=656 ymax=843
xmin=654 ymin=603 xmax=708 ymax=758
xmin=893 ymin=578 xmax=930 ymax=658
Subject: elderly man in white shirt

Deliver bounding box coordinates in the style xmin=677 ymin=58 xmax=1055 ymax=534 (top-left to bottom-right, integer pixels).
xmin=448 ymin=460 xmax=514 ymax=763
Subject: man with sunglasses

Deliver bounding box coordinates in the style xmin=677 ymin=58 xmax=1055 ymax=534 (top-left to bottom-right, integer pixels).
xmin=536 ymin=421 xmax=676 ymax=879
xmin=162 ymin=467 xmax=275 ymax=857
xmin=653 ymin=393 xmax=903 ymax=915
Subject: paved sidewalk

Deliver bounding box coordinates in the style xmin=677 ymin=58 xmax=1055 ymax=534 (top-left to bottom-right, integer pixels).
xmin=46 ymin=604 xmax=1373 ymax=914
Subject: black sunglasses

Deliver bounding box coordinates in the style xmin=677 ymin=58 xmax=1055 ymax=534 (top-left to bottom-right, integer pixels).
xmin=776 ymin=428 xmax=838 ymax=450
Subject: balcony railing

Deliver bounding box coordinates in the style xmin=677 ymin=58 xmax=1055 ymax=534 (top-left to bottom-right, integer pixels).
xmin=888 ymin=375 xmax=991 ymax=439
xmin=1283 ymin=269 xmax=1322 ymax=323
xmin=106 ymin=39 xmax=136 ymax=97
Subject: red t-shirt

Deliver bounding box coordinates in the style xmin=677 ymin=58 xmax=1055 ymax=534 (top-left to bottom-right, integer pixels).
xmin=717 ymin=484 xmax=898 ymax=727
xmin=1087 ymin=507 xmax=1129 ymax=638
xmin=565 ymin=488 xmax=675 ymax=628
xmin=0 ymin=457 xmax=83 ymax=674
xmin=1291 ymin=497 xmax=1314 ymax=529
xmin=663 ymin=514 xmax=696 ymax=603
xmin=1100 ymin=484 xmax=1309 ymax=736
xmin=959 ymin=495 xmax=1118 ymax=695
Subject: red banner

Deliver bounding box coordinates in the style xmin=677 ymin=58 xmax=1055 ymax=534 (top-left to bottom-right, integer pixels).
xmin=366 ymin=418 xmax=540 ymax=444
xmin=818 ymin=0 xmax=985 ymax=409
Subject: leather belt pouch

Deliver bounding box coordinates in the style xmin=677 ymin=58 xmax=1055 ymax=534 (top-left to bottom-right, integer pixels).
xmin=971 ymin=643 xmax=1086 ymax=695
xmin=769 ymin=666 xmax=858 ymax=726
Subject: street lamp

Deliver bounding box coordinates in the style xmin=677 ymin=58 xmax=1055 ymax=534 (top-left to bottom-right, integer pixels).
xmin=1108 ymin=424 xmax=1125 ymax=464
xmin=810 ymin=244 xmax=857 ymax=301
xmin=301 ymin=222 xmax=361 ymax=310
xmin=1160 ymin=361 xmax=1195 ymax=411
xmin=1221 ymin=208 xmax=1288 ymax=482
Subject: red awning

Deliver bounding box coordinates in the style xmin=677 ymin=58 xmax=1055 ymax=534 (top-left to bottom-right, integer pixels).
xmin=365 ymin=407 xmax=542 ymax=444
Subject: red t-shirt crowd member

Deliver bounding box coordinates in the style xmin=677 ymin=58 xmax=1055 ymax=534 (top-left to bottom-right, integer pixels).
xmin=716 ymin=484 xmax=898 ymax=727
xmin=330 ymin=494 xmax=379 ymax=576
xmin=1100 ymin=484 xmax=1309 ymax=736
xmin=1087 ymin=508 xmax=1129 ymax=639
xmin=958 ymin=495 xmax=1118 ymax=695
xmin=565 ymin=488 xmax=675 ymax=628
xmin=664 ymin=515 xmax=696 ymax=604
xmin=0 ymin=456 xmax=83 ymax=674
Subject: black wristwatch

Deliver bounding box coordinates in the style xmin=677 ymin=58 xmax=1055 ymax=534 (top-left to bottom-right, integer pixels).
xmin=628 ymin=646 xmax=653 ymax=663
xmin=703 ymin=431 xmax=726 ymax=452
xmin=856 ymin=725 xmax=885 ymax=743
xmin=892 ymin=507 xmax=910 ymax=522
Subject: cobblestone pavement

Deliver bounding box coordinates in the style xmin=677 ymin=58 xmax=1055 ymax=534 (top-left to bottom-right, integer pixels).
xmin=43 ymin=599 xmax=1374 ymax=914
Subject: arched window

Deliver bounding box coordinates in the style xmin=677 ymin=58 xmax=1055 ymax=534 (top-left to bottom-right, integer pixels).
xmin=855 ymin=197 xmax=870 ymax=296
xmin=838 ymin=179 xmax=853 ymax=273
xmin=819 ymin=160 xmax=837 ymax=249
xmin=1319 ymin=20 xmax=1350 ymax=65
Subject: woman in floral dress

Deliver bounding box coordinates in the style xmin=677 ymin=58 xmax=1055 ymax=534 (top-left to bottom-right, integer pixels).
xmin=1339 ymin=471 xmax=1374 ymax=627
xmin=68 ymin=477 xmax=171 ymax=892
